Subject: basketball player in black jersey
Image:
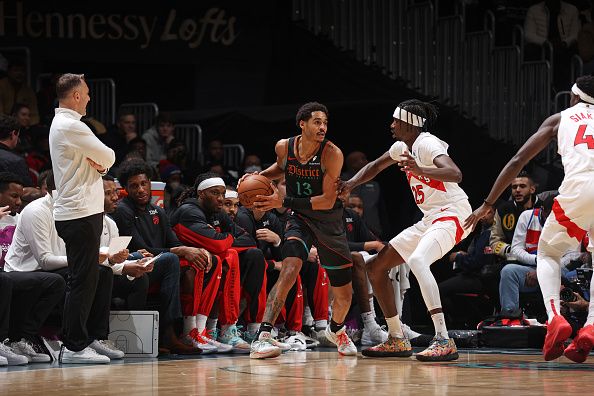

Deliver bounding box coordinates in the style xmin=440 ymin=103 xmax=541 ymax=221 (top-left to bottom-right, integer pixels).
xmin=240 ymin=102 xmax=357 ymax=359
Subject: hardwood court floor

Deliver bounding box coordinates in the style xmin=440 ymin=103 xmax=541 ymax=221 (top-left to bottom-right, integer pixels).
xmin=0 ymin=348 xmax=592 ymax=395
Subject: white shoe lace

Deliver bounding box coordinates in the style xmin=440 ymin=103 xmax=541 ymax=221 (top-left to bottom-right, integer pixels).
xmin=17 ymin=340 xmax=38 ymax=356
xmin=96 ymin=340 xmax=120 ymax=352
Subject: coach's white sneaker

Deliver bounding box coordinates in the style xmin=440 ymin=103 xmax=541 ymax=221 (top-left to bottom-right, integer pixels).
xmin=0 ymin=339 xmax=28 ymax=365
xmin=59 ymin=346 xmax=110 ymax=364
xmin=324 ymin=326 xmax=357 ymax=356
xmin=361 ymin=325 xmax=389 ymax=346
xmin=90 ymin=340 xmax=125 ymax=359
xmin=11 ymin=339 xmax=51 ymax=363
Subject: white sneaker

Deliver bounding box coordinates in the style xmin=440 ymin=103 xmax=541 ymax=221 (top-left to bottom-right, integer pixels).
xmin=202 ymin=329 xmax=233 ymax=353
xmin=218 ymin=325 xmax=251 ymax=354
xmin=182 ymin=329 xmax=217 ymax=354
xmin=90 ymin=340 xmax=125 ymax=359
xmin=324 ymin=326 xmax=357 ymax=356
xmin=0 ymin=355 xmax=7 ymax=366
xmin=250 ymin=333 xmax=282 ymax=359
xmin=311 ymin=328 xmax=335 ymax=347
xmin=11 ymin=339 xmax=50 ymax=363
xmin=361 ymin=325 xmax=389 ymax=346
xmin=0 ymin=339 xmax=28 ymax=365
xmin=59 ymin=346 xmax=110 ymax=364
xmin=290 ymin=331 xmax=319 ymax=349
xmin=282 ymin=332 xmax=310 ymax=351
xmin=401 ymin=323 xmax=421 ymax=339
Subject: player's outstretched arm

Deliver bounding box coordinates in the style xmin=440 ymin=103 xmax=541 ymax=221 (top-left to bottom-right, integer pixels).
xmin=464 ymin=113 xmax=560 ymax=230
xmin=338 ymin=151 xmax=397 ymax=198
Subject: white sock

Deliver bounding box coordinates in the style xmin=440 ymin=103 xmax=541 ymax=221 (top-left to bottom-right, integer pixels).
xmin=361 ymin=311 xmax=378 ymax=329
xmin=303 ymin=306 xmax=314 ymax=327
xmin=196 ymin=314 xmax=208 ymax=333
xmin=247 ymin=323 xmax=260 ymax=334
xmin=536 ymin=251 xmax=563 ymax=322
xmin=183 ymin=316 xmax=197 ymax=335
xmin=206 ymin=318 xmax=218 ymax=332
xmin=314 ymin=319 xmax=328 ymax=330
xmin=431 ymin=312 xmax=449 ymax=339
xmin=385 ymin=315 xmax=404 ymax=338
xmin=586 ymin=276 xmax=594 ymax=326
xmin=368 ymin=297 xmax=376 ymax=318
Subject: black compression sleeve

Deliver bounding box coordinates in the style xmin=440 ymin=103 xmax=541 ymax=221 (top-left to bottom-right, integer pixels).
xmin=282 ymin=196 xmax=313 ymax=210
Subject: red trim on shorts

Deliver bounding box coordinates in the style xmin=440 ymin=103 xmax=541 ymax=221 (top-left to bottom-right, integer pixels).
xmin=551 ymin=199 xmax=587 ymax=242
xmin=432 ymin=216 xmax=463 ymax=244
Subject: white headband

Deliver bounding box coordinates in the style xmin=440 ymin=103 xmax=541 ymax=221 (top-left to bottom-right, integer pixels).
xmin=572 ymin=84 xmax=594 ymax=104
xmin=225 ymin=190 xmax=238 ymax=199
xmin=197 ymin=177 xmax=225 ymax=191
xmin=393 ymin=107 xmax=426 ymax=127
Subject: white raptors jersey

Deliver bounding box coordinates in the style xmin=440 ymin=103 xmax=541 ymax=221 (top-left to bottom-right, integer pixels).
xmin=558 ymin=102 xmax=594 ymax=181
xmin=389 ymin=132 xmax=468 ymax=216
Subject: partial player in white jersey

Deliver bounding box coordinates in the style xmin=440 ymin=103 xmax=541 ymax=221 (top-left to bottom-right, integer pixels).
xmin=466 ymin=75 xmax=594 ymax=363
xmin=339 ymin=99 xmax=472 ymax=361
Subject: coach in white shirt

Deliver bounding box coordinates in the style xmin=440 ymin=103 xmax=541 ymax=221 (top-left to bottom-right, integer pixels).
xmin=49 ymin=74 xmax=115 ymax=364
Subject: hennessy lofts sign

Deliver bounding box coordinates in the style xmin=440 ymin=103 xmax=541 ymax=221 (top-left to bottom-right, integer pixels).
xmin=0 ymin=1 xmax=250 ymax=61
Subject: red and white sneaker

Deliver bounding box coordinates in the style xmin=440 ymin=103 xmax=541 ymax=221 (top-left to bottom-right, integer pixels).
xmin=324 ymin=326 xmax=357 ymax=356
xmin=543 ymin=315 xmax=572 ymax=361
xmin=202 ymin=329 xmax=233 ymax=354
xmin=564 ymin=324 xmax=594 ymax=363
xmin=183 ymin=328 xmax=218 ymax=354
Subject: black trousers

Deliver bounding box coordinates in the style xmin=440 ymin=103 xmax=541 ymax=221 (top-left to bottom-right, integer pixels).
xmin=238 ymin=248 xmax=266 ymax=323
xmin=0 ymin=271 xmax=65 ymax=341
xmin=55 ymin=213 xmax=106 ymax=352
xmin=112 ymin=274 xmax=150 ymax=310
xmin=147 ymin=252 xmax=182 ymax=329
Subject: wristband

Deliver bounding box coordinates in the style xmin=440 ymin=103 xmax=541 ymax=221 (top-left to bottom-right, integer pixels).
xmin=282 ymin=196 xmax=313 ymax=210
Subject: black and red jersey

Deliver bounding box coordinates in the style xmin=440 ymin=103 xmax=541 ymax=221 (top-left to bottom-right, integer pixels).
xmin=343 ymin=207 xmax=381 ymax=252
xmin=234 ymin=206 xmax=283 ymax=261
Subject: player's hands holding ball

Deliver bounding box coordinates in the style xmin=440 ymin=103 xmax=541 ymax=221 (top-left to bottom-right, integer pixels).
xmin=253 ymin=182 xmax=282 ymax=211
xmin=237 ymin=174 xmax=277 ymax=210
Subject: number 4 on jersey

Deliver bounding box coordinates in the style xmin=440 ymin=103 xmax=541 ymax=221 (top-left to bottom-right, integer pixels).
xmin=574 ymin=124 xmax=594 ymax=149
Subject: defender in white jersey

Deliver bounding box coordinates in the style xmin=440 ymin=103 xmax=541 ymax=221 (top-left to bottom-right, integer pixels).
xmin=339 ymin=100 xmax=471 ymax=361
xmin=466 ymin=76 xmax=594 ymax=363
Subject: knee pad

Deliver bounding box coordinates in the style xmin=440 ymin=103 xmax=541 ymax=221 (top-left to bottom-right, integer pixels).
xmin=326 ymin=267 xmax=352 ymax=287
xmin=282 ymin=238 xmax=309 ymax=262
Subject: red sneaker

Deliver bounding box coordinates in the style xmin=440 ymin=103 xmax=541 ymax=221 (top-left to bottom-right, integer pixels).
xmin=564 ymin=324 xmax=594 ymax=363
xmin=543 ymin=315 xmax=572 ymax=361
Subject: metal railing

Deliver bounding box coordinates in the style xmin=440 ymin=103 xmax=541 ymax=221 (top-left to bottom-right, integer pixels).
xmin=118 ymin=102 xmax=159 ymax=135
xmin=292 ymin=0 xmax=557 ymax=154
xmin=223 ymin=144 xmax=245 ymax=171
xmin=174 ymin=124 xmax=203 ymax=163
xmin=87 ymin=78 xmax=116 ymax=126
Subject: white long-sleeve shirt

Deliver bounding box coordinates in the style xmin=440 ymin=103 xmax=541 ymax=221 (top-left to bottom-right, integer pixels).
xmin=49 ymin=107 xmax=115 ymax=221
xmin=4 ymin=193 xmax=68 ymax=272
xmin=511 ymin=208 xmax=582 ymax=267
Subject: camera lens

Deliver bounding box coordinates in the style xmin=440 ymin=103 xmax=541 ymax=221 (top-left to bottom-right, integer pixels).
xmin=560 ymin=288 xmax=577 ymax=302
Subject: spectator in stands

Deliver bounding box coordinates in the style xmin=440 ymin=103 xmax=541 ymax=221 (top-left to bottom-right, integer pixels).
xmin=160 ymin=163 xmax=183 ymax=212
xmin=242 ymin=154 xmax=262 ymax=175
xmin=0 ymin=115 xmax=33 ymax=186
xmin=160 ymin=140 xmax=201 ymax=186
xmin=578 ymin=2 xmax=594 ymax=74
xmin=204 ymin=138 xmax=238 ymax=182
xmin=524 ymin=0 xmax=580 ymax=90
xmin=0 ymin=172 xmax=23 ymax=268
xmin=11 ymin=103 xmax=35 ymax=154
xmin=171 ymin=172 xmax=267 ymax=350
xmin=3 ymin=170 xmax=124 ymax=361
xmin=127 ymin=137 xmax=147 ymax=162
xmin=0 ymin=59 xmax=39 ymax=125
xmin=490 ymin=170 xmax=541 ymax=262
xmin=499 ymin=194 xmax=583 ymax=317
xmin=112 ymin=159 xmax=208 ymax=355
xmin=35 ymin=73 xmax=58 ymax=126
xmin=25 ymin=130 xmax=51 ymax=186
xmin=341 ymin=151 xmax=389 ymax=238
xmin=100 ymin=110 xmax=138 ymax=165
xmin=143 ymin=113 xmax=176 ymax=167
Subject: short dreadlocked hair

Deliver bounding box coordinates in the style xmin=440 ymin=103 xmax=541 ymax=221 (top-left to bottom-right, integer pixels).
xmin=395 ymin=99 xmax=438 ymax=130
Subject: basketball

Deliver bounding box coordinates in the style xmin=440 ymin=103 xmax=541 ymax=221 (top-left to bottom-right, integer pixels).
xmin=237 ymin=174 xmax=274 ymax=207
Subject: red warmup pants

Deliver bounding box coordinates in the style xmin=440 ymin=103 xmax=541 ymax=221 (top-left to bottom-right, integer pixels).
xmin=300 ymin=261 xmax=329 ymax=322
xmin=217 ymin=250 xmax=242 ymax=326
xmin=180 ymin=257 xmax=222 ymax=317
